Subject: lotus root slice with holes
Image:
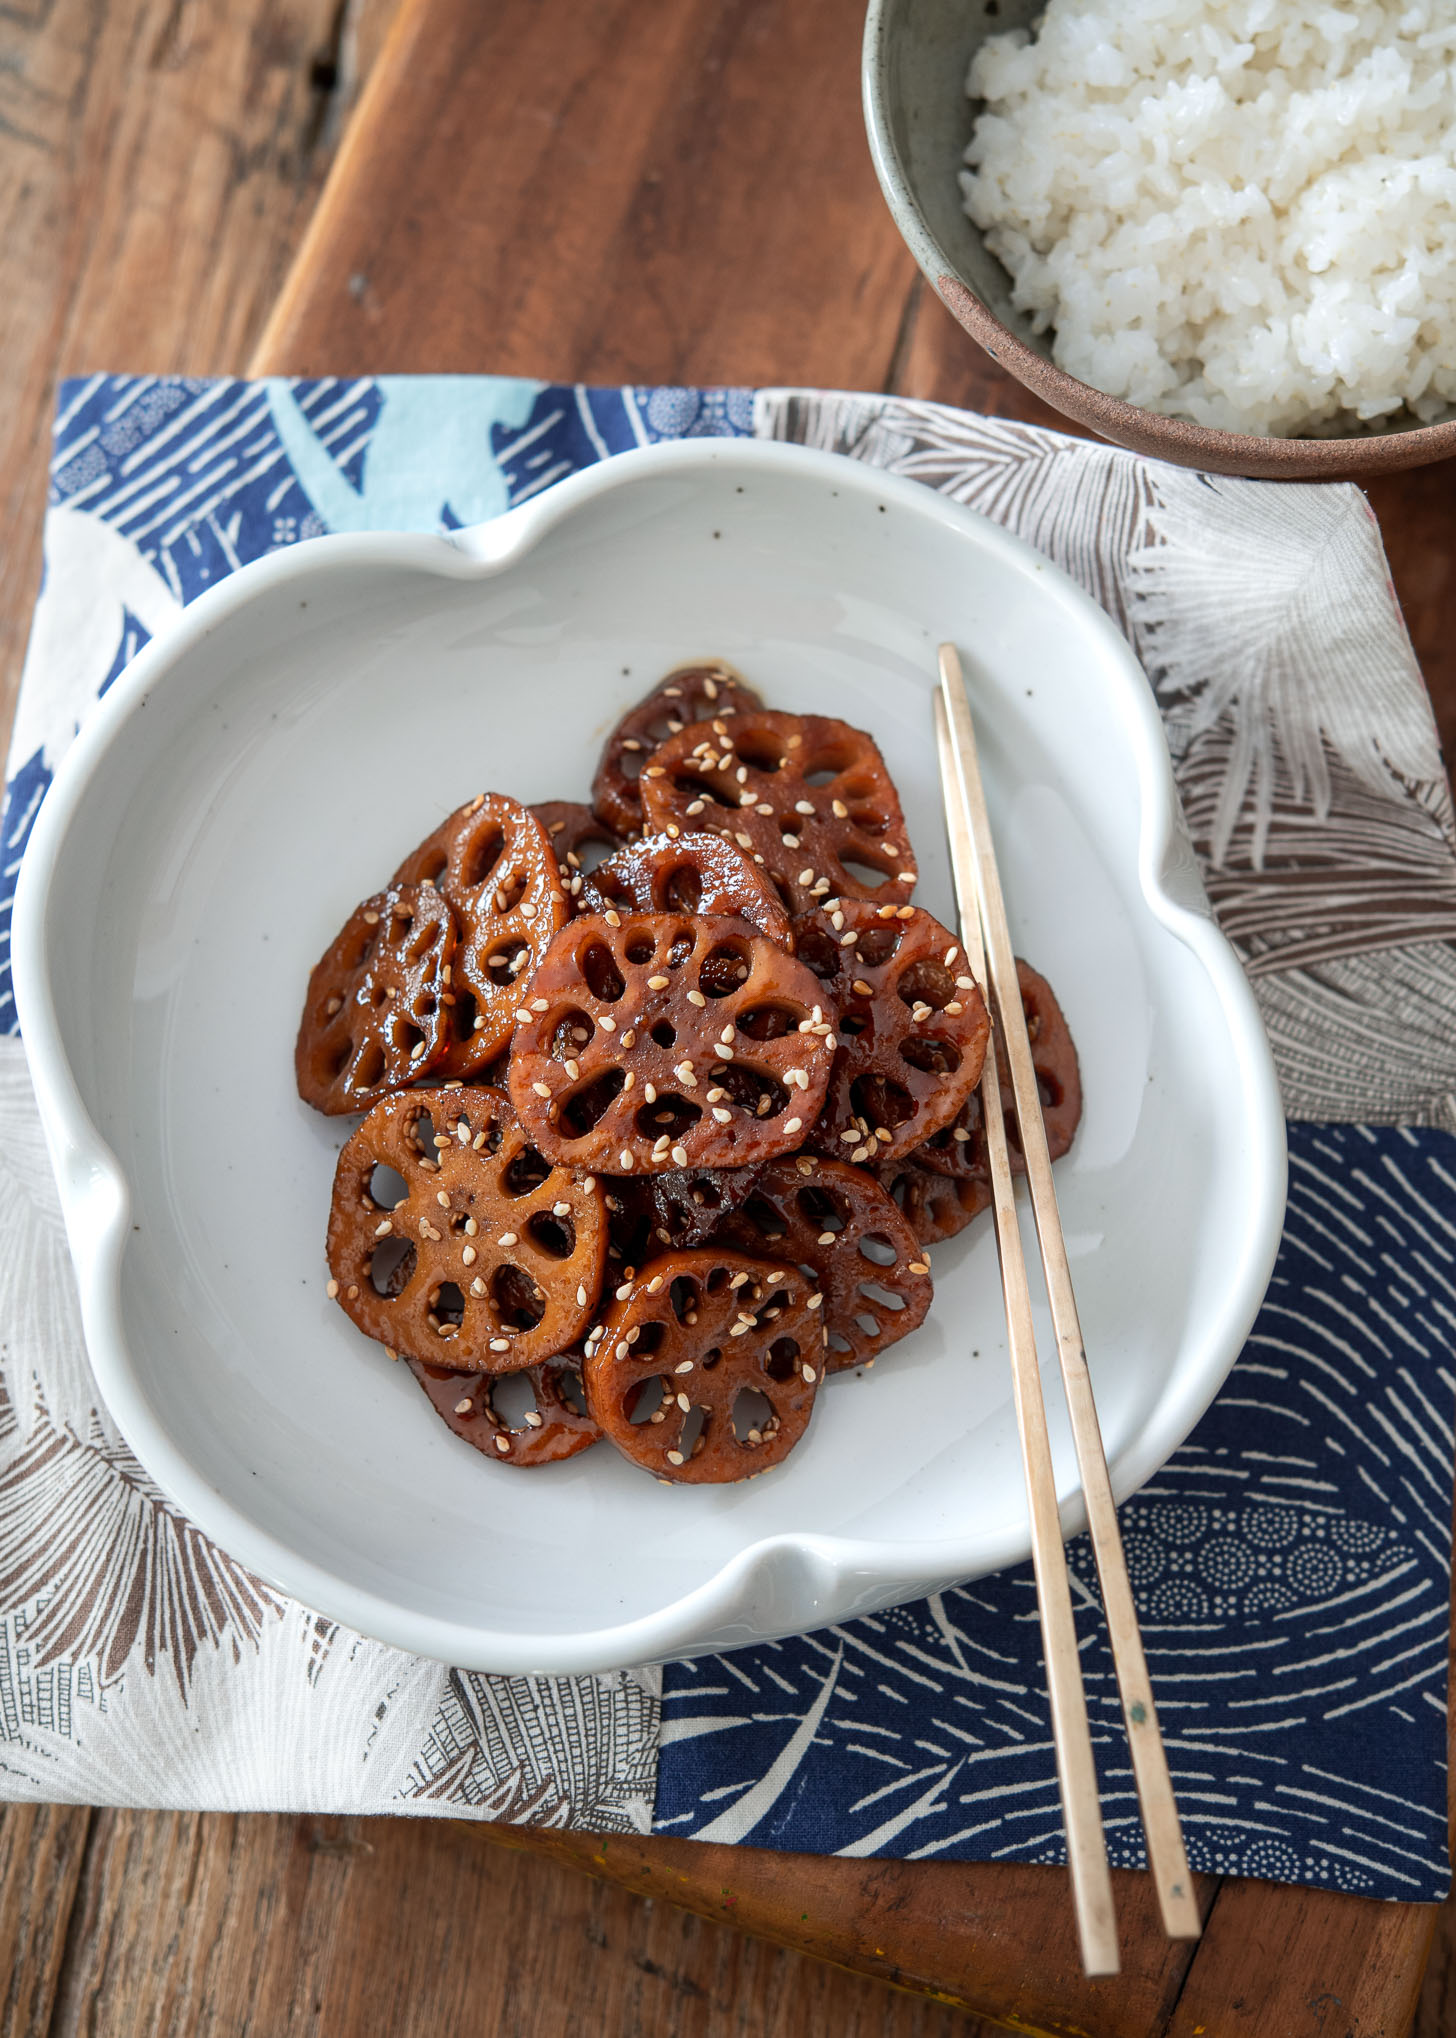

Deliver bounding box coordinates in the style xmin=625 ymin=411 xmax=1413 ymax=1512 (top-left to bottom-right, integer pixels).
xmin=638 ymin=708 xmax=917 ymax=916
xmin=530 ymin=801 xmax=624 ymax=909
xmin=592 ymin=664 xmax=760 ymax=837
xmin=582 ymin=1248 xmax=824 ymax=1483
xmin=506 ymin=911 xmax=837 ymax=1172
xmin=327 ymin=1087 xmax=606 ymax=1372
xmin=711 ymin=1156 xmax=930 ymax=1371
xmin=874 ymin=1153 xmax=993 ymax=1246
xmin=408 ymin=1354 xmax=601 ymax=1466
xmin=919 ymin=960 xmax=1082 ymax=1180
xmin=296 ymin=885 xmax=457 ymax=1114
xmin=792 ymin=900 xmax=990 ymax=1162
xmin=392 ymin=792 xmax=568 ymax=1078
xmin=581 ymin=830 xmax=793 ymax=949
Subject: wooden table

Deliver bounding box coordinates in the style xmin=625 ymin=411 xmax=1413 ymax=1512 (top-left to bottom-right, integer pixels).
xmin=1 ymin=0 xmax=1453 ymax=2032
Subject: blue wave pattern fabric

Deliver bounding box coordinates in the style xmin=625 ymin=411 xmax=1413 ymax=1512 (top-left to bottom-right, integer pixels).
xmin=655 ymin=1121 xmax=1456 ymax=1896
xmin=0 ymin=374 xmax=752 ymax=1034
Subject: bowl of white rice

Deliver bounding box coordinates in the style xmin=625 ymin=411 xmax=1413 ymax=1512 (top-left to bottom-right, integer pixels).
xmin=863 ymin=0 xmax=1456 ymax=477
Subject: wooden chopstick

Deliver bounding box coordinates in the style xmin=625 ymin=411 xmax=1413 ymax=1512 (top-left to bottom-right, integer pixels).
xmin=936 ymin=645 xmax=1202 ymax=1948
xmin=932 ymin=689 xmax=1120 ymax=1979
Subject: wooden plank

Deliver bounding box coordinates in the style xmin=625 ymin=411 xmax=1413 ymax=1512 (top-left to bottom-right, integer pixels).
xmin=45 ymin=1809 xmax=1002 ymax=2038
xmin=1166 ymin=1881 xmax=1434 ymax=2038
xmin=248 ymin=0 xmax=916 ymax=391
xmin=491 ymin=1830 xmax=1206 ymax=2037
xmin=0 ymin=0 xmax=400 ymax=767
xmin=0 ymin=1804 xmax=91 ymax=2037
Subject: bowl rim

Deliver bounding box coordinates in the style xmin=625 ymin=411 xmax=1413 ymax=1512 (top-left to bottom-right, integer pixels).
xmin=861 ymin=0 xmax=1456 ymax=482
xmin=12 ymin=435 xmax=1288 ymax=1672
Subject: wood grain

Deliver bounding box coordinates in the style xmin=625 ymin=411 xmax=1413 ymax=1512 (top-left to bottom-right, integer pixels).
xmin=42 ymin=1811 xmax=999 ymax=2038
xmin=249 ymin=0 xmax=917 ymax=391
xmin=0 ymin=0 xmax=399 ymax=764
xmin=0 ymin=1806 xmax=91 ymax=2037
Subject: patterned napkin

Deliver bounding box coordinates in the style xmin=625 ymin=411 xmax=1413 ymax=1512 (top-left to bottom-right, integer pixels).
xmin=1 ymin=376 xmax=1452 ymax=1899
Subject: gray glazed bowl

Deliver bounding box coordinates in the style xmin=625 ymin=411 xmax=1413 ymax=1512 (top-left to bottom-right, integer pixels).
xmin=863 ymin=0 xmax=1456 ymax=479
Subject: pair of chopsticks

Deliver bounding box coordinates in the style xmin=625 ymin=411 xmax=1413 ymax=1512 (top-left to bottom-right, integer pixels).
xmin=934 ymin=645 xmax=1200 ymax=1977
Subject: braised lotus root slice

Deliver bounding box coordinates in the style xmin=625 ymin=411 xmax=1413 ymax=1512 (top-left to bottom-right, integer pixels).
xmin=531 ymin=801 xmax=624 ymax=908
xmin=296 ymin=885 xmax=457 ymax=1114
xmin=582 ymin=1248 xmax=824 ymax=1484
xmin=651 ymin=1163 xmax=764 ymax=1251
xmin=711 ymin=1157 xmax=930 ymax=1371
xmin=792 ymin=900 xmax=990 ymax=1163
xmin=581 ymin=831 xmax=794 ymax=950
xmin=592 ymin=663 xmax=760 ymax=837
xmin=639 ymin=708 xmax=917 ymax=916
xmin=408 ymin=1354 xmax=601 ymax=1467
xmin=392 ymin=792 xmax=568 ymax=1078
xmin=875 ymin=1154 xmax=993 ymax=1247
xmin=326 ymin=1087 xmax=607 ymax=1372
xmin=920 ymin=960 xmax=1082 ymax=1180
xmin=506 ymin=911 xmax=838 ymax=1174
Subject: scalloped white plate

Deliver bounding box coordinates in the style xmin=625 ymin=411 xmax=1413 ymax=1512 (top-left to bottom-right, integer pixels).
xmin=13 ymin=438 xmax=1285 ymax=1674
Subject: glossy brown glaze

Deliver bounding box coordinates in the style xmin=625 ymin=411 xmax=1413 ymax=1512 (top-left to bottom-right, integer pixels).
xmin=506 ymin=911 xmax=836 ymax=1173
xmin=583 ymin=1247 xmax=824 ymax=1483
xmin=639 ymin=708 xmax=917 ymax=915
xmin=296 ymin=885 xmax=457 ymax=1114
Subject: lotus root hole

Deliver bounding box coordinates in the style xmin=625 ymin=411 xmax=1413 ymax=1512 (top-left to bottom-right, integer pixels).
xmin=491 ymin=1263 xmax=546 ymax=1330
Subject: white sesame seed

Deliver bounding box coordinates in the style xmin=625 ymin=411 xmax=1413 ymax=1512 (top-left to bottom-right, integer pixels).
xmin=374 ymin=1219 xmax=393 ymax=1237
xmin=896 ymin=905 xmax=915 ymax=919
xmin=531 ymin=997 xmax=548 ymax=1011
xmin=471 ymin=1277 xmax=487 ymax=1296
xmin=325 ymin=1278 xmax=340 ymax=1298
xmin=553 ymin=1200 xmax=571 ymax=1217
xmin=784 ymin=1117 xmax=802 ymax=1134
xmin=832 ymin=799 xmax=848 ymax=818
xmin=490 ymin=1338 xmax=510 ymax=1353
xmin=850 ymin=1146 xmax=871 ymax=1163
xmin=462 ymin=1245 xmax=477 ymax=1266
xmin=514 ymin=1007 xmax=530 ymax=1022
xmin=874 ymin=1127 xmax=893 ymax=1144
xmin=577 ymin=1284 xmax=588 ymax=1306
xmin=454 ymin=1397 xmax=474 ymax=1415
xmin=686 ymin=801 xmax=705 ymax=816
xmin=614 ymin=1340 xmax=630 ymax=1360
xmin=676 ymin=1393 xmax=691 ymax=1412
xmin=807 ymin=1292 xmax=824 ymax=1310
xmin=647 ymin=974 xmax=670 ymax=990
xmin=565 ymin=1058 xmax=580 ymax=1079
xmin=909 ymin=1260 xmax=930 ymax=1275
xmin=898 ymin=871 xmax=916 ymax=883
xmin=494 ymin=1435 xmax=511 ymax=1454
xmin=499 ymin=1232 xmax=518 ymax=1247
xmin=666 ymin=1450 xmax=684 ymax=1466
xmin=956 ymin=975 xmax=975 ymax=990
xmin=730 ymin=1322 xmax=750 ymax=1337
xmin=671 ymin=1144 xmax=689 ymax=1167
xmin=619 ymin=1149 xmax=635 ymax=1169
xmin=734 ymin=832 xmax=753 ymax=848
xmin=794 ymin=800 xmax=815 ymax=815
xmin=532 ymin=1081 xmax=552 ymax=1098
xmin=712 ymin=1107 xmax=731 ymax=1123
xmin=803 ymin=1364 xmax=818 ymax=1383
xmin=362 ymin=910 xmax=380 ymax=925
xmin=600 ymin=1016 xmax=616 ymax=1032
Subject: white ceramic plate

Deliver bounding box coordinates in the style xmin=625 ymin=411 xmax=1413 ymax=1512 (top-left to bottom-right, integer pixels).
xmin=13 ymin=438 xmax=1286 ymax=1674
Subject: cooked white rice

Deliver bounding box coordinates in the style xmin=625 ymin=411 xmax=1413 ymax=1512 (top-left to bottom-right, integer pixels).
xmin=960 ymin=1 xmax=1456 ymax=437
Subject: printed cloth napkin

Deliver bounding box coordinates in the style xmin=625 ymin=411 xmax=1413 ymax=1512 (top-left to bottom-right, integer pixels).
xmin=1 ymin=375 xmax=1453 ymax=1901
